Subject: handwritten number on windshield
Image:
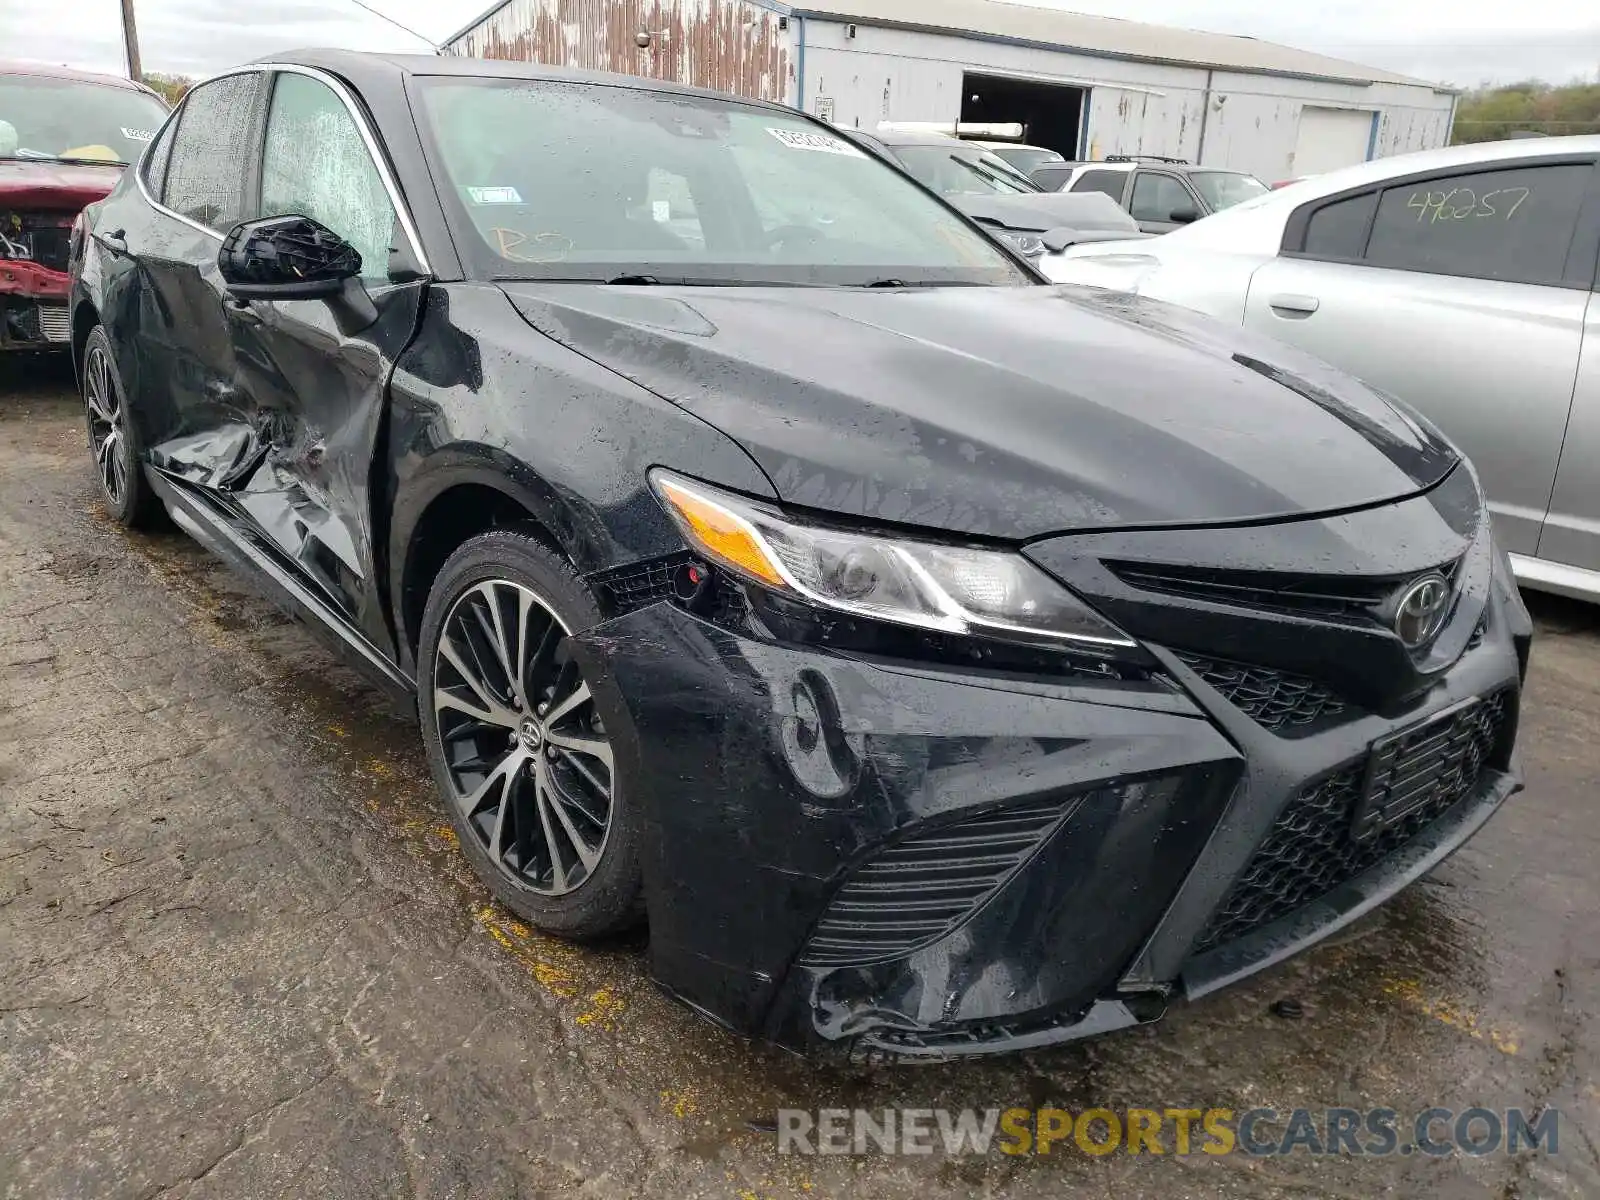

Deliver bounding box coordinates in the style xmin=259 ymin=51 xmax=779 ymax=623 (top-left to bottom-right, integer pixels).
xmin=1406 ymin=186 xmax=1530 ymax=223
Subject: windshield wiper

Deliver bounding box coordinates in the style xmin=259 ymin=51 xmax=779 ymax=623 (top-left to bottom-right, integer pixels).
xmin=857 ymin=278 xmax=991 ymax=289
xmin=0 ymin=155 xmax=126 ymax=167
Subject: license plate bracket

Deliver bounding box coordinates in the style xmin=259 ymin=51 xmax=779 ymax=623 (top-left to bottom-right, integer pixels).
xmin=1349 ymin=696 xmax=1482 ymax=843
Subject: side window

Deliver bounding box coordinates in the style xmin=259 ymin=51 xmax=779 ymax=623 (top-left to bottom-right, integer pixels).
xmin=140 ymin=115 xmax=176 ymax=198
xmin=1363 ymin=164 xmax=1593 ymax=286
xmin=1301 ymin=191 xmax=1377 ymax=259
xmin=162 ymin=73 xmax=261 ymax=231
xmin=260 ymin=72 xmax=398 ymax=281
xmin=1070 ymin=169 xmax=1126 ymax=201
xmin=1031 ymin=166 xmax=1070 ymax=191
xmin=1129 ymin=173 xmax=1194 ymax=222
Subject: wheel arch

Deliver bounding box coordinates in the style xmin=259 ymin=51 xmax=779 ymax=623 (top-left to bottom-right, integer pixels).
xmin=391 ymin=452 xmax=603 ymax=672
xmin=71 ymin=297 xmax=100 ymax=389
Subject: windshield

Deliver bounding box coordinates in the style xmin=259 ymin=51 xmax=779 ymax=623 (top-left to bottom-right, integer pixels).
xmin=989 ymin=146 xmax=1065 ymax=175
xmin=416 ymin=79 xmax=1029 ymax=287
xmin=1188 ymin=170 xmax=1270 ymax=211
xmin=893 ymin=145 xmax=1040 ymax=197
xmin=0 ymin=74 xmax=167 ymax=165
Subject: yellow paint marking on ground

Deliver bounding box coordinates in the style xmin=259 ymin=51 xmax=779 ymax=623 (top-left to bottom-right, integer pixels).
xmin=433 ymin=825 xmax=458 ymax=844
xmin=577 ymin=987 xmax=626 ymax=1030
xmin=660 ymin=1086 xmax=701 ymax=1119
xmin=474 ymin=905 xmax=602 ymax=1002
xmin=1382 ymin=977 xmax=1520 ymax=1055
xmin=327 ymin=724 xmax=348 ymax=737
xmin=366 ymin=758 xmax=396 ymax=779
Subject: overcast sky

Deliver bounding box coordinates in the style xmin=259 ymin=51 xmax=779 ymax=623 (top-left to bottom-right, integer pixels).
xmin=3 ymin=0 xmax=1598 ymax=88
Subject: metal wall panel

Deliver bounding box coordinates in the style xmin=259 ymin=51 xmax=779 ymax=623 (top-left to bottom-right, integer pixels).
xmin=793 ymin=21 xmax=1452 ymax=180
xmin=447 ymin=0 xmax=792 ymax=104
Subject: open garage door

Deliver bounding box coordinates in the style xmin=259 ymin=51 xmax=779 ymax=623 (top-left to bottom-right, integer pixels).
xmin=960 ymin=73 xmax=1086 ymax=160
xmin=1293 ymin=107 xmax=1375 ymax=175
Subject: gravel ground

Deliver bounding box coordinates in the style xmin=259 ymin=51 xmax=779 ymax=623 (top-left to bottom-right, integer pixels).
xmin=3 ymin=356 xmax=1599 ymax=1199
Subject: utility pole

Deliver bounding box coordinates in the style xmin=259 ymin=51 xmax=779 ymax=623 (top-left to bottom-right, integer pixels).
xmin=120 ymin=0 xmax=142 ymax=81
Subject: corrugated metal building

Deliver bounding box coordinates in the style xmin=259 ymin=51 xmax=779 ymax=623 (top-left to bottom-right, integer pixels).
xmin=441 ymin=0 xmax=1457 ymax=181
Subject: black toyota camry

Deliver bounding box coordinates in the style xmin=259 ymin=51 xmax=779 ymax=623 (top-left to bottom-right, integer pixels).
xmin=70 ymin=50 xmax=1531 ymax=1060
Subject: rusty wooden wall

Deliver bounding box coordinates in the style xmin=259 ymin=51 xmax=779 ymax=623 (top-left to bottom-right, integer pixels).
xmin=448 ymin=0 xmax=792 ymax=105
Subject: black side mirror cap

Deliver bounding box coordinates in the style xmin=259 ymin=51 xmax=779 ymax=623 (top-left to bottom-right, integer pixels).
xmin=218 ymin=215 xmax=361 ymax=301
xmin=1168 ymin=206 xmax=1201 ymax=224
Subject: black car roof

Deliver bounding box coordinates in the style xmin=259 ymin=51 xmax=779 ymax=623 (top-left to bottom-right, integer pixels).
xmin=252 ymin=48 xmax=798 ymax=113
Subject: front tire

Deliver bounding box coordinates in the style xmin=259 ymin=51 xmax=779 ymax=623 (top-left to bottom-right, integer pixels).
xmin=82 ymin=325 xmax=162 ymax=529
xmin=417 ymin=530 xmax=642 ymax=938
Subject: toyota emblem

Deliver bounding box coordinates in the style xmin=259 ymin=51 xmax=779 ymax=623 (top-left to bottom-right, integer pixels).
xmin=1394 ymin=574 xmax=1451 ymax=648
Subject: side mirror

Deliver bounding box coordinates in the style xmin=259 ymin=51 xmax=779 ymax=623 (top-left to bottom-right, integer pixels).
xmin=1168 ymin=205 xmax=1201 ymax=224
xmin=218 ymin=215 xmax=361 ymax=302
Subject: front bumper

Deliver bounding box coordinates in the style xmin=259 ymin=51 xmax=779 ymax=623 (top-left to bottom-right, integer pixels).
xmin=570 ymin=478 xmax=1529 ymax=1059
xmin=1 ymin=261 xmax=72 ymax=351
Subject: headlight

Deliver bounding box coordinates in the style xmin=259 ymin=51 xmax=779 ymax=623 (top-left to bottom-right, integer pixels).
xmin=999 ymin=231 xmax=1046 ymax=257
xmin=651 ymin=471 xmax=1136 ymax=652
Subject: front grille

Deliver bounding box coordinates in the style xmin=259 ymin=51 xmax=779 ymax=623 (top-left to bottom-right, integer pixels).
xmin=37 ymin=304 xmax=69 ymax=343
xmin=1108 ymin=559 xmax=1461 ymax=624
xmin=1193 ymin=691 xmax=1509 ymax=953
xmin=1176 ymin=652 xmax=1348 ymax=734
xmin=801 ymin=797 xmax=1075 ymax=968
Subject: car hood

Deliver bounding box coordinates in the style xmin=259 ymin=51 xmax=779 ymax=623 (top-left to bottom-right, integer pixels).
xmin=501 ymin=282 xmax=1459 ymax=539
xmin=0 ymin=159 xmax=123 ymax=208
xmin=947 ymin=192 xmax=1135 ymax=234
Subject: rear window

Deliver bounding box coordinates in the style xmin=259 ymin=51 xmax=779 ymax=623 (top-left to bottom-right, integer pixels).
xmin=1301 ymin=192 xmax=1377 ymax=259
xmin=0 ymin=73 xmax=168 ymax=165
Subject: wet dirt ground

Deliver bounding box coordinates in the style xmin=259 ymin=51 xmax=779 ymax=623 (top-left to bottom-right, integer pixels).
xmin=3 ymin=356 xmax=1599 ymax=1200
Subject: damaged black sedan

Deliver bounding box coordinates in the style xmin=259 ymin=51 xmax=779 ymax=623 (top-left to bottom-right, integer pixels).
xmin=71 ymin=51 xmax=1531 ymax=1060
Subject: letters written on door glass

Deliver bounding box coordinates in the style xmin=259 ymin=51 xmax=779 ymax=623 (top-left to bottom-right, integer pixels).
xmin=1365 ymin=163 xmax=1592 ymax=286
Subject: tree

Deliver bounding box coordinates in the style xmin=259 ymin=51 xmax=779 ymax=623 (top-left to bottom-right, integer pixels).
xmin=141 ymin=74 xmax=193 ymax=106
xmin=1452 ymin=80 xmax=1600 ymax=144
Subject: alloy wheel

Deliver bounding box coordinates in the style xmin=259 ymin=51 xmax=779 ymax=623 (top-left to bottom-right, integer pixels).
xmin=84 ymin=342 xmax=128 ymax=506
xmin=432 ymin=579 xmax=614 ymax=896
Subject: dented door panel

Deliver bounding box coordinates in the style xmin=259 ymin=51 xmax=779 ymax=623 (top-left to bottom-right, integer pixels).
xmin=225 ymin=284 xmax=426 ymax=652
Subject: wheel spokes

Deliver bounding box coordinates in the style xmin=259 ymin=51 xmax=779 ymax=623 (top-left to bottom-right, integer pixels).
xmin=434 ymin=577 xmax=614 ymax=897
xmin=544 ymin=728 xmax=613 ymax=772
xmin=97 ymin=428 xmax=122 ymax=498
xmin=436 ymin=635 xmax=521 ymax=730
xmin=454 ymin=747 xmax=524 ymax=819
xmin=536 ymin=755 xmax=602 ymax=876
xmin=469 ymin=583 xmax=520 ymax=707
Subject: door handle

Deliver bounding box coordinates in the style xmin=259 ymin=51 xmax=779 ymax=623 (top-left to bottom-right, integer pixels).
xmin=1268 ymin=293 xmax=1320 ymax=317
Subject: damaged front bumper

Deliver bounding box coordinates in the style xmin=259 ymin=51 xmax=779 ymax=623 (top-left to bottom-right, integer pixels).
xmin=568 ymin=562 xmax=1526 ymax=1060
xmin=1 ymin=259 xmax=72 ymax=350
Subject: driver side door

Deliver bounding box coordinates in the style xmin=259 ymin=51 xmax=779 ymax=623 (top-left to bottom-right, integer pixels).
xmin=226 ymin=67 xmax=429 ymax=658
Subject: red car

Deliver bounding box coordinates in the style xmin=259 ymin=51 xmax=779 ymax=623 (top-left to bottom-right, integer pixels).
xmin=1 ymin=62 xmax=168 ymax=352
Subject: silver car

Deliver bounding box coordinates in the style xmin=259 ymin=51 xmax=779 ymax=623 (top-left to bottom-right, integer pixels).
xmin=1044 ymin=137 xmax=1600 ymax=601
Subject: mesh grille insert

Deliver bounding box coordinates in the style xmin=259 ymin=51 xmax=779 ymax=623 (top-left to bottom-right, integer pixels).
xmin=801 ymin=797 xmax=1074 ymax=968
xmin=1177 ymin=652 xmax=1349 ymax=734
xmin=591 ymin=552 xmax=691 ymax=615
xmin=1193 ymin=691 xmax=1509 ymax=954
